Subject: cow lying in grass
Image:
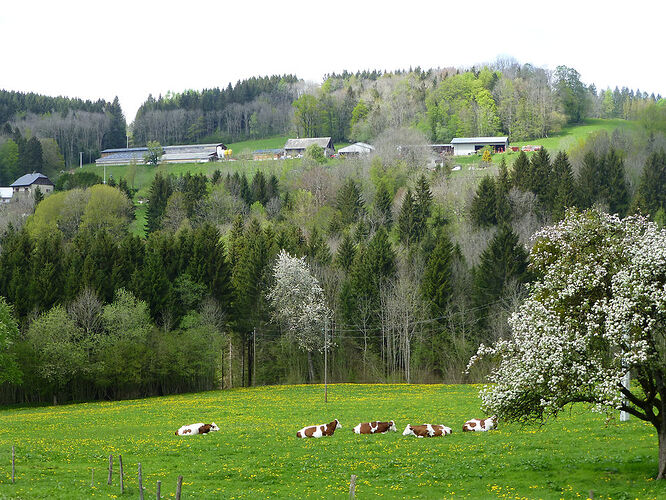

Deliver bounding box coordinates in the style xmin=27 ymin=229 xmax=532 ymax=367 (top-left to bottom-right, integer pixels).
xmin=462 ymin=415 xmax=497 ymax=432
xmin=402 ymin=424 xmax=452 ymax=437
xmin=353 ymin=420 xmax=397 ymax=434
xmin=296 ymin=419 xmax=341 ymax=438
xmin=175 ymin=422 xmax=219 ymax=436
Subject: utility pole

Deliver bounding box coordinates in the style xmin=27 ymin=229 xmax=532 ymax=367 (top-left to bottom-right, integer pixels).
xmin=79 ymin=151 xmax=83 ymax=168
xmin=253 ymin=327 xmax=256 ymax=387
xmin=324 ymin=316 xmax=328 ymax=404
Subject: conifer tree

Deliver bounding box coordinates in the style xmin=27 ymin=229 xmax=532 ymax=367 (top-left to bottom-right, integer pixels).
xmin=335 ymin=231 xmax=356 ymax=271
xmin=636 ymin=150 xmax=666 ymax=216
xmin=605 ymin=148 xmax=629 ymax=217
xmin=397 ymin=188 xmax=417 ymax=246
xmin=414 ymin=174 xmax=433 ymax=240
xmin=470 ymin=176 xmax=497 ymax=227
xmin=421 ymin=230 xmax=454 ymax=318
xmin=145 ymin=172 xmax=172 ymax=233
xmin=528 ymin=148 xmax=552 ymax=207
xmin=510 ymin=151 xmax=530 ymax=191
xmin=336 ymin=178 xmax=365 ymax=226
xmin=550 ymin=151 xmax=576 ymax=221
xmin=495 ymin=158 xmax=512 ymax=225
xmin=306 ymin=226 xmax=332 ymax=265
xmin=25 ymin=136 xmax=44 ymax=173
xmin=374 ymin=182 xmax=393 ymax=229
xmin=251 ymin=171 xmax=267 ymax=205
xmin=577 ymin=151 xmax=602 ymax=209
xmin=473 ymin=225 xmax=530 ymax=329
xmin=101 ymin=96 xmax=127 ymax=150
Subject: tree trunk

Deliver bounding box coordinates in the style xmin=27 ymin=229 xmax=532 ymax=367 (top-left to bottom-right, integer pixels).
xmin=307 ymin=351 xmax=315 ymax=383
xmin=658 ymin=425 xmax=666 ymax=479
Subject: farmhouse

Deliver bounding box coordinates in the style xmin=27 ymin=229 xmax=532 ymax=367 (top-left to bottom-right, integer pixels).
xmin=96 ymin=143 xmax=227 ymax=166
xmin=450 ymin=136 xmax=509 ymax=156
xmin=10 ymin=173 xmax=54 ymax=198
xmin=338 ymin=142 xmax=375 ymax=157
xmin=284 ymin=137 xmax=335 ymax=157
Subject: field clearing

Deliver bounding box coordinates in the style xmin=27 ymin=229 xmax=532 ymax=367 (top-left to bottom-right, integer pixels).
xmin=0 ymin=384 xmax=663 ymax=499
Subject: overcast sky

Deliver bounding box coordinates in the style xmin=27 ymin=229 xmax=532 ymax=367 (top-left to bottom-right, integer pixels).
xmin=2 ymin=1 xmax=664 ymax=123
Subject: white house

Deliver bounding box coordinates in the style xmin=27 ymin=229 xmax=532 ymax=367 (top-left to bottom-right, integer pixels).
xmin=450 ymin=137 xmax=509 ymax=156
xmin=338 ymin=142 xmax=375 ymax=157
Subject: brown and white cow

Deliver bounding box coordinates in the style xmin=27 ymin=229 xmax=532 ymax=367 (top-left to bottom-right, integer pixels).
xmin=402 ymin=424 xmax=452 ymax=438
xmin=175 ymin=422 xmax=219 ymax=436
xmin=462 ymin=415 xmax=497 ymax=432
xmin=296 ymin=419 xmax=341 ymax=438
xmin=353 ymin=420 xmax=397 ymax=434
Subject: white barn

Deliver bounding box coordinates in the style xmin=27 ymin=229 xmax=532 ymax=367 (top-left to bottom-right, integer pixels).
xmin=450 ymin=137 xmax=509 ymax=156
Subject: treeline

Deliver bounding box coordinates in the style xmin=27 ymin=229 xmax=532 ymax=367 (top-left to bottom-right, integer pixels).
xmin=0 ymin=128 xmax=65 ymax=184
xmin=0 ymin=93 xmax=126 ymax=168
xmin=132 ymin=75 xmax=300 ymax=146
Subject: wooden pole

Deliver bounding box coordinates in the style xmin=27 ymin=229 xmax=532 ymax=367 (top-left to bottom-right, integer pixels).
xmin=119 ymin=454 xmax=124 ymax=494
xmin=11 ymin=445 xmax=15 ymax=484
xmin=253 ymin=327 xmax=256 ymax=386
xmin=156 ymin=480 xmax=161 ymax=499
xmin=91 ymin=468 xmax=94 ymax=487
xmin=349 ymin=474 xmax=357 ymax=498
xmin=324 ymin=317 xmax=328 ymax=404
xmin=176 ymin=475 xmax=183 ymax=500
xmin=108 ymin=454 xmax=113 ymax=485
xmin=589 ymin=490 xmax=594 ymax=500
xmin=138 ymin=463 xmax=144 ymax=500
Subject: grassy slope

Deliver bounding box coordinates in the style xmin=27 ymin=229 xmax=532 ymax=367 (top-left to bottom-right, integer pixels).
xmin=0 ymin=384 xmax=663 ymax=499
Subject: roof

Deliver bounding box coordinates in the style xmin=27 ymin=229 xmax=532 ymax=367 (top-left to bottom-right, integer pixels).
xmin=338 ymin=142 xmax=375 ymax=154
xmin=0 ymin=187 xmax=13 ymax=199
xmin=101 ymin=143 xmax=225 ymax=154
xmin=284 ymin=137 xmax=333 ymax=150
xmin=253 ymin=149 xmax=284 ymax=154
xmin=10 ymin=173 xmax=53 ymax=187
xmin=450 ymin=137 xmax=509 ymax=144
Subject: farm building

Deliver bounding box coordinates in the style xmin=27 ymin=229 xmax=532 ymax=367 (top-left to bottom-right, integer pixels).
xmin=253 ymin=149 xmax=284 ymax=161
xmin=284 ymin=137 xmax=335 ymax=157
xmin=10 ymin=173 xmax=54 ymax=198
xmin=338 ymin=142 xmax=375 ymax=157
xmin=450 ymin=137 xmax=509 ymax=156
xmin=96 ymin=143 xmax=227 ymax=166
xmin=0 ymin=187 xmax=13 ymax=203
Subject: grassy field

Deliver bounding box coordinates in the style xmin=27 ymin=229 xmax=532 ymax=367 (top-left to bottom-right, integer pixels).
xmin=0 ymin=384 xmax=663 ymax=499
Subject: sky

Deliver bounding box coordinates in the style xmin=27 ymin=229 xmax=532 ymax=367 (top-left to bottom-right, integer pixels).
xmin=2 ymin=0 xmax=665 ymax=123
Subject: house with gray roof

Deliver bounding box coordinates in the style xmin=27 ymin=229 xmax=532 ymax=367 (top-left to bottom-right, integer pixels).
xmin=10 ymin=173 xmax=54 ymax=198
xmin=284 ymin=137 xmax=334 ymax=157
xmin=338 ymin=142 xmax=375 ymax=157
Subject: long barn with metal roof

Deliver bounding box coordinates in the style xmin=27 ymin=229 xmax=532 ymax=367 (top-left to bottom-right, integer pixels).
xmin=450 ymin=136 xmax=509 ymax=156
xmin=96 ymin=143 xmax=227 ymax=166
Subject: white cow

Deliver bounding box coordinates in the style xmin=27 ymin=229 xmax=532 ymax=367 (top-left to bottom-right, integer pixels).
xmin=175 ymin=422 xmax=219 ymax=436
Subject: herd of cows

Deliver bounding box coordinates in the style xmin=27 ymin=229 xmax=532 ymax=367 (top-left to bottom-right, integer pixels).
xmin=174 ymin=416 xmax=498 ymax=438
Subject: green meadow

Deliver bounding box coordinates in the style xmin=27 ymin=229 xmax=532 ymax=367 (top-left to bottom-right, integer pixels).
xmin=0 ymin=384 xmax=663 ymax=499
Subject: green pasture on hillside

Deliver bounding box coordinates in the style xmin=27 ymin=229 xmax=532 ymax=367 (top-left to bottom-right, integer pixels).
xmin=0 ymin=384 xmax=663 ymax=499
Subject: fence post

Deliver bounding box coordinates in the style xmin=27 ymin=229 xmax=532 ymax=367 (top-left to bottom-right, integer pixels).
xmin=108 ymin=454 xmax=113 ymax=485
xmin=349 ymin=474 xmax=357 ymax=498
xmin=589 ymin=490 xmax=594 ymax=500
xmin=156 ymin=480 xmax=161 ymax=499
xmin=138 ymin=463 xmax=144 ymax=500
xmin=176 ymin=475 xmax=183 ymax=500
xmin=119 ymin=454 xmax=124 ymax=494
xmin=91 ymin=468 xmax=94 ymax=487
xmin=11 ymin=445 xmax=15 ymax=484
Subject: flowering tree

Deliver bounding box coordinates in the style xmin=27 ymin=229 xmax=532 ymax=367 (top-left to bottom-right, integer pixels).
xmin=468 ymin=209 xmax=666 ymax=478
xmin=267 ymin=250 xmax=332 ymax=382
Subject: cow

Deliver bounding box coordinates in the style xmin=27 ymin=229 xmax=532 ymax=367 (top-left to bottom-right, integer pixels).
xmin=353 ymin=420 xmax=397 ymax=434
xmin=402 ymin=424 xmax=452 ymax=438
xmin=462 ymin=415 xmax=497 ymax=432
xmin=175 ymin=422 xmax=219 ymax=436
xmin=296 ymin=419 xmax=341 ymax=438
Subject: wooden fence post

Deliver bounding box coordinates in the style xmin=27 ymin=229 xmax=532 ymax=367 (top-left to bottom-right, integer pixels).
xmin=108 ymin=454 xmax=113 ymax=485
xmin=11 ymin=445 xmax=15 ymax=484
xmin=349 ymin=474 xmax=357 ymax=498
xmin=138 ymin=463 xmax=144 ymax=500
xmin=119 ymin=454 xmax=124 ymax=494
xmin=176 ymin=475 xmax=183 ymax=500
xmin=589 ymin=490 xmax=594 ymax=500
xmin=156 ymin=480 xmax=161 ymax=499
